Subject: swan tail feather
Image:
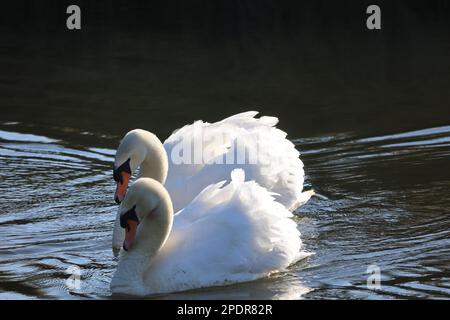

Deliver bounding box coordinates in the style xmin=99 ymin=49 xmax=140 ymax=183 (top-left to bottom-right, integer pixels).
xmin=288 ymin=189 xmax=315 ymax=212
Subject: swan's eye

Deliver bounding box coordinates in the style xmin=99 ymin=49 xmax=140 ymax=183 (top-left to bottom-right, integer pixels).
xmin=113 ymin=159 xmax=131 ymax=183
xmin=113 ymin=169 xmax=122 ymax=184
xmin=120 ymin=205 xmax=139 ymax=228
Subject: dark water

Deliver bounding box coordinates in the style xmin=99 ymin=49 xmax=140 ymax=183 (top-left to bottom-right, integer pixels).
xmin=1 ymin=1 xmax=450 ymax=299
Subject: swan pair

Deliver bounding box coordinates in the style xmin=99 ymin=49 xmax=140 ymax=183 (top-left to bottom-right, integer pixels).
xmin=110 ymin=111 xmax=313 ymax=296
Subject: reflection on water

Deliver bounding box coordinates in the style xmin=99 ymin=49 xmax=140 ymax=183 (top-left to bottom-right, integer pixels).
xmin=0 ymin=121 xmax=449 ymax=299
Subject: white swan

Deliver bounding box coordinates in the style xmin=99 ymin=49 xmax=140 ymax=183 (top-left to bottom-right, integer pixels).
xmin=110 ymin=170 xmax=309 ymax=296
xmin=113 ymin=111 xmax=313 ymax=212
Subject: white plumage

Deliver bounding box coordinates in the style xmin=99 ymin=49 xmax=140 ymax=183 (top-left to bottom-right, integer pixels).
xmin=111 ymin=112 xmax=314 ymax=296
xmin=111 ymin=170 xmax=310 ymax=296
xmin=163 ymin=111 xmax=312 ymax=212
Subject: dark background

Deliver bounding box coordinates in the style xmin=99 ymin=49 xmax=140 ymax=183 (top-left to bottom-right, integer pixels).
xmin=0 ymin=0 xmax=449 ymax=143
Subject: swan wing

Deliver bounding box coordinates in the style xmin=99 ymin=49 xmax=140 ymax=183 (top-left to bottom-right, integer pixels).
xmin=163 ymin=111 xmax=260 ymax=177
xmin=163 ymin=111 xmax=311 ymax=212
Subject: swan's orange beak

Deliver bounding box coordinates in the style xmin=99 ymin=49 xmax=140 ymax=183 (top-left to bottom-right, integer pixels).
xmin=115 ymin=172 xmax=131 ymax=204
xmin=123 ymin=220 xmax=138 ymax=251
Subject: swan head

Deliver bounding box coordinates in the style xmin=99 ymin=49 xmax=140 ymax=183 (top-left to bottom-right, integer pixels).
xmin=113 ymin=129 xmax=152 ymax=204
xmin=118 ymin=178 xmax=172 ymax=251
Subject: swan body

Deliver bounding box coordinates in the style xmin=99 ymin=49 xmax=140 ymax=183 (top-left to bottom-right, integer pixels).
xmin=111 ymin=170 xmax=308 ymax=296
xmin=113 ymin=111 xmax=313 ymax=212
xmin=110 ymin=112 xmax=314 ymax=295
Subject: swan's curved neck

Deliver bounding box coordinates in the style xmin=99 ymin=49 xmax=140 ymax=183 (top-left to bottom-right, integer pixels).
xmin=111 ymin=184 xmax=173 ymax=294
xmin=138 ymin=133 xmax=168 ymax=184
